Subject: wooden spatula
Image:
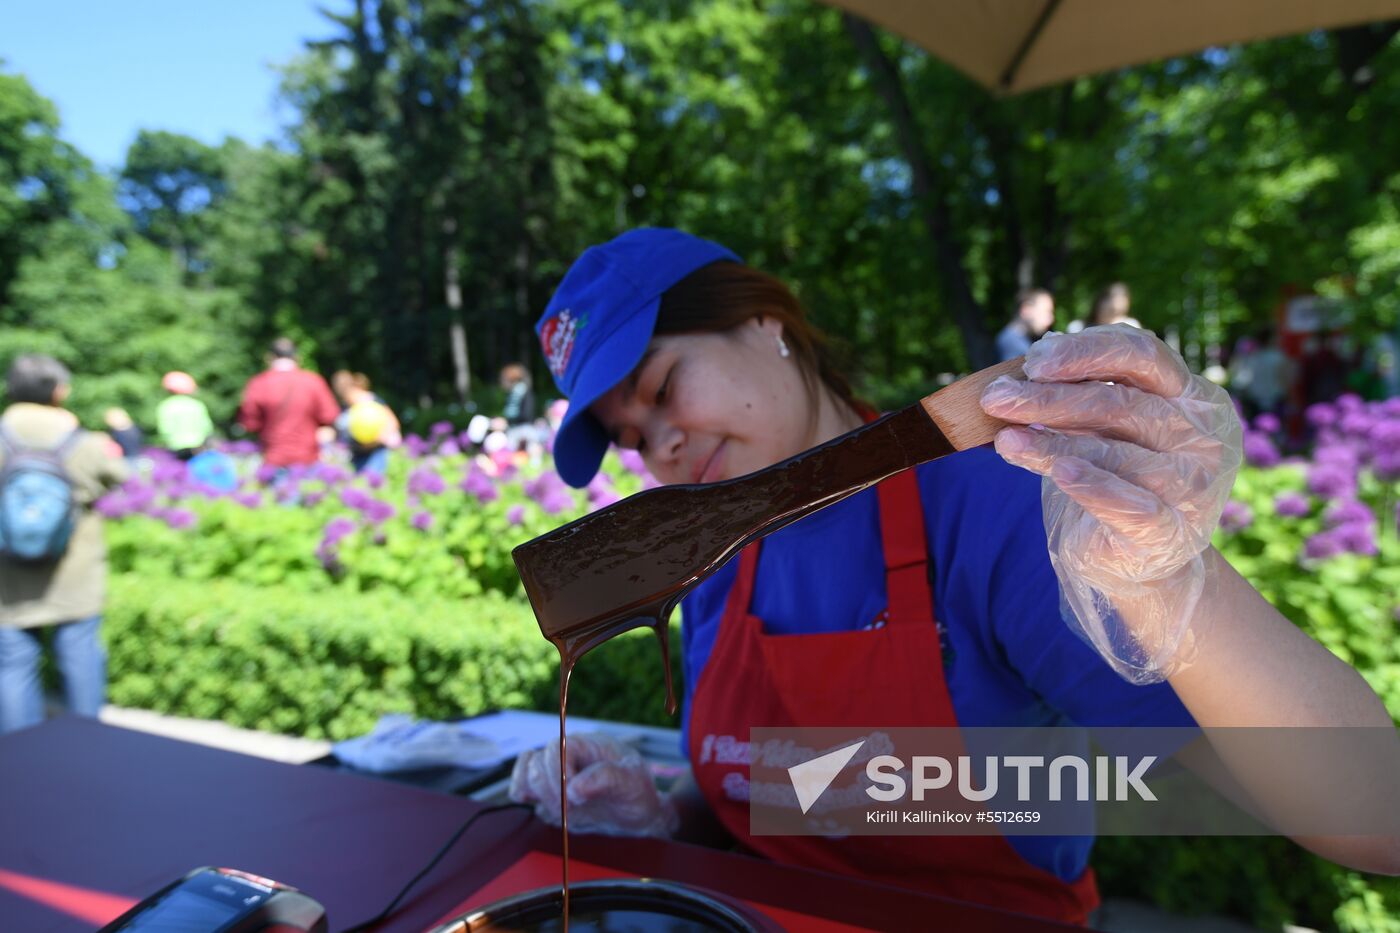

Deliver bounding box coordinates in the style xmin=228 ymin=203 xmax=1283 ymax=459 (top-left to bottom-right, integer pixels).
xmin=512 ymin=356 xmax=1026 ymax=657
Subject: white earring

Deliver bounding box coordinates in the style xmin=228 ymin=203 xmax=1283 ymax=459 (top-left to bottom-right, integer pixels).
xmin=777 ymin=335 xmax=791 ymax=358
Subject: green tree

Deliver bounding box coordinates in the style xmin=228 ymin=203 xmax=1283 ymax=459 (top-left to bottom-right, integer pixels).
xmin=119 ymin=130 xmax=228 ymax=281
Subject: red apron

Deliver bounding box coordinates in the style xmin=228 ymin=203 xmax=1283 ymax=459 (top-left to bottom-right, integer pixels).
xmin=687 ymin=467 xmax=1100 ymax=925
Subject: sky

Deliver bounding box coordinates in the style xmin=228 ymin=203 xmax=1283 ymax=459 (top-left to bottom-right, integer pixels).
xmin=0 ymin=0 xmax=348 ymax=170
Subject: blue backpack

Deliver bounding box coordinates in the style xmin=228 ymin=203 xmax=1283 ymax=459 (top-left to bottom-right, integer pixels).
xmin=0 ymin=423 xmax=83 ymax=563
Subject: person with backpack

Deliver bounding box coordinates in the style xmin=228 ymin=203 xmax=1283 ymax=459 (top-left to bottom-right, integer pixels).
xmin=0 ymin=355 xmax=128 ymax=733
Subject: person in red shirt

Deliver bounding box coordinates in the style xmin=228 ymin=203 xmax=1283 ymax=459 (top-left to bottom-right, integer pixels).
xmin=237 ymin=338 xmax=340 ymax=467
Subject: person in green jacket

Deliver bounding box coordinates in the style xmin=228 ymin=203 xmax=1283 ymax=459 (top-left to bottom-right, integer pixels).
xmin=156 ymin=371 xmax=215 ymax=460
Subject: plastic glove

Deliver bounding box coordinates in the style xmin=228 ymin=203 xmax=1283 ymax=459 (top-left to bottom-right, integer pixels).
xmin=979 ymin=323 xmax=1243 ymax=684
xmin=508 ymin=732 xmax=678 ymax=838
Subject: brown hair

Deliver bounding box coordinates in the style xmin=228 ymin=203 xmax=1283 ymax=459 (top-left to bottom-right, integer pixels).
xmin=1015 ymin=287 xmax=1053 ymax=311
xmin=332 ymin=370 xmax=372 ymax=398
xmin=500 ymin=363 xmax=530 ymax=388
xmin=1092 ymin=282 xmax=1130 ymax=324
xmin=656 ymin=261 xmax=859 ymax=418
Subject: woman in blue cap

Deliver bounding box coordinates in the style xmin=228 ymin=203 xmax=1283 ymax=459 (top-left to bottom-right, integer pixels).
xmin=511 ymin=229 xmax=1399 ymax=923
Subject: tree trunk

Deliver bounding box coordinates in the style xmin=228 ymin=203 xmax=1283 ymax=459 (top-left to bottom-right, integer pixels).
xmin=443 ymin=218 xmax=471 ymax=406
xmin=843 ymin=14 xmax=995 ymax=369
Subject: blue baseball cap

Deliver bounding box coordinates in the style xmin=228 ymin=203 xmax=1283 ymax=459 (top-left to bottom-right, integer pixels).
xmin=538 ymin=228 xmax=741 ymax=488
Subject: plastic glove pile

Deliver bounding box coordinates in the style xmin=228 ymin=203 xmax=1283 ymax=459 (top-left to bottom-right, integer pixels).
xmin=509 ymin=732 xmax=678 ymax=838
xmin=981 ymin=324 xmax=1243 ymax=684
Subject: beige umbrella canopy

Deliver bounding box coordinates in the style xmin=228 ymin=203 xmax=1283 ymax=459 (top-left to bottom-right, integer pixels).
xmin=822 ymin=0 xmax=1400 ymax=93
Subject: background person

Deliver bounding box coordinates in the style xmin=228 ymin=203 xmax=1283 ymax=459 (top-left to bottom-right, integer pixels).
xmin=509 ymin=229 xmax=1400 ymax=924
xmin=102 ymin=407 xmax=144 ymax=461
xmin=496 ymin=362 xmax=540 ymax=452
xmin=331 ymin=370 xmax=400 ymax=475
xmin=1228 ymin=329 xmax=1293 ymax=421
xmin=1071 ymin=282 xmax=1141 ymax=333
xmin=237 ymin=338 xmax=339 ymax=473
xmin=155 ymin=370 xmax=215 ymax=460
xmin=0 ymin=354 xmax=127 ymax=733
xmin=995 ymin=287 xmax=1056 ymax=361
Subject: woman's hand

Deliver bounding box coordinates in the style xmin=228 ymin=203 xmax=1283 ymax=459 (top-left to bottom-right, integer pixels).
xmin=979 ymin=323 xmax=1243 ymax=683
xmin=508 ymin=732 xmax=678 ymax=837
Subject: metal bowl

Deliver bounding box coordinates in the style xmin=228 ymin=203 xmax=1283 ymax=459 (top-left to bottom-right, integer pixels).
xmin=427 ymin=878 xmax=785 ymax=932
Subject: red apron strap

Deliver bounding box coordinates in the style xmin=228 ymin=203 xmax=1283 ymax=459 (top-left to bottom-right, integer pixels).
xmin=876 ymin=469 xmax=936 ymax=628
xmin=726 ymin=541 xmax=762 ymax=619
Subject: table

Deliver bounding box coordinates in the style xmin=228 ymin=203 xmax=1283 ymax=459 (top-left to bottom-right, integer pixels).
xmin=0 ymin=718 xmax=1081 ymax=932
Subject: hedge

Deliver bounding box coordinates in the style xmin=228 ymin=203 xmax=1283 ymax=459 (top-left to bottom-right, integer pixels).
xmin=105 ymin=575 xmax=683 ymax=740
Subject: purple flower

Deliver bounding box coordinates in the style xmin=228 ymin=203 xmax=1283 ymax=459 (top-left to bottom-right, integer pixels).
xmin=1307 ymin=463 xmax=1356 ymax=500
xmin=151 ymin=460 xmax=186 ymax=485
xmin=459 ymin=465 xmax=499 ymax=502
xmin=163 ymin=509 xmax=197 ymax=530
xmin=1367 ymin=456 xmax=1390 ymax=479
xmin=94 ymin=494 xmax=130 ymax=519
xmin=255 ymin=463 xmax=280 ymax=485
xmin=506 ymin=504 xmax=526 ymax=526
xmin=1314 ymin=444 xmax=1362 ymax=469
xmin=1243 ymin=432 xmax=1281 ymax=468
xmin=1303 ymin=529 xmax=1344 ymax=561
xmin=1305 ymin=403 xmax=1338 ymax=429
xmin=364 ymin=471 xmax=385 ymax=489
xmin=1253 ymin=413 xmax=1281 ymax=434
xmin=1324 ymin=498 xmax=1375 ymax=528
xmin=1273 ymin=493 xmax=1311 ymax=518
xmin=524 ymin=472 xmax=568 ymax=503
xmin=1336 ymin=393 xmax=1364 ymax=413
xmin=589 ymin=488 xmax=621 ymax=510
xmin=233 ymin=490 xmax=262 ymax=509
xmin=323 ymin=516 xmax=357 ymax=544
xmin=407 ymin=466 xmax=447 ymax=496
xmin=303 ymin=489 xmax=327 ymax=507
xmin=1339 ymin=412 xmax=1375 ymax=439
xmin=340 ymin=487 xmax=372 ymax=511
xmin=315 ymin=540 xmax=340 ymax=571
xmin=1370 ymin=420 xmax=1400 ymax=453
xmin=1219 ymin=500 xmax=1253 ymax=532
xmin=311 ymin=464 xmax=350 ymax=485
xmin=437 ymin=439 xmax=461 ymax=458
xmin=404 ymin=435 xmax=430 ymax=458
xmin=540 ymin=490 xmax=575 ymax=515
xmin=410 ymin=510 xmax=434 ymax=531
xmin=431 ymin=420 xmax=455 ymax=437
xmin=586 ymin=473 xmax=614 ymax=502
xmin=1337 ymin=521 xmax=1379 ymax=556
xmin=618 ymin=449 xmax=647 ymax=475
xmin=364 ymin=499 xmax=397 ymax=524
xmin=218 ymin=440 xmax=260 ymax=456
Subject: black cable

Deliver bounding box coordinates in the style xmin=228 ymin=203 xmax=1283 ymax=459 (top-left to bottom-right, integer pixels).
xmin=342 ymin=801 xmax=534 ymax=932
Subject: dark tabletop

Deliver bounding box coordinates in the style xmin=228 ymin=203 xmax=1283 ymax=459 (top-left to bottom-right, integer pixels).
xmin=0 ymin=718 xmax=1080 ymax=932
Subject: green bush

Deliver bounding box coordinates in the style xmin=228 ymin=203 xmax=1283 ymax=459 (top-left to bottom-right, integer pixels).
xmin=105 ymin=574 xmax=682 ymax=740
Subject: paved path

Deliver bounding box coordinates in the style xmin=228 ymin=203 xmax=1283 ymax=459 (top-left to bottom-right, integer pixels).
xmin=99 ymin=705 xmax=331 ymax=764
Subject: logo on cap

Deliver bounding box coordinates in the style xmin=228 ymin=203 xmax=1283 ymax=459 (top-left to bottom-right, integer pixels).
xmin=540 ymin=309 xmax=586 ymax=380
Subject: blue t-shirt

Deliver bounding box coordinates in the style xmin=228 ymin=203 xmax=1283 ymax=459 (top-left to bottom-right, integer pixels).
xmin=679 ymin=446 xmax=1195 ymax=882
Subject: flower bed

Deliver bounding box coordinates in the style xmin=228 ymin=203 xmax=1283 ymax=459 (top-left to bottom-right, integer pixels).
xmin=102 ymin=433 xmax=653 ymax=600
